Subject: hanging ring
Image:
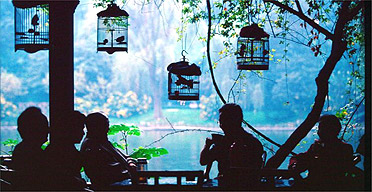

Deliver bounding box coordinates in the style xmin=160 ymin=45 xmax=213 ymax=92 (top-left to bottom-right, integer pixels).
xmin=181 ymin=50 xmax=188 ymax=57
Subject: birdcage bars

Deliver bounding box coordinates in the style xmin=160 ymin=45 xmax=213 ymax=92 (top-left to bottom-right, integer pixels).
xmin=168 ymin=72 xmax=200 ymax=100
xmin=237 ymin=24 xmax=269 ymax=70
xmin=13 ymin=1 xmax=49 ymax=53
xmin=167 ymin=57 xmax=201 ymax=101
xmin=97 ymin=3 xmax=129 ymax=54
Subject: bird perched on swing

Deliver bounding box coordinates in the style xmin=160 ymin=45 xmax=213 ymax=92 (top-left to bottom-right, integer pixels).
xmin=28 ymin=14 xmax=39 ymax=34
xmin=175 ymin=75 xmax=194 ymax=89
xmin=116 ymin=36 xmax=125 ymax=44
xmin=31 ymin=14 xmax=39 ymax=27
xmin=98 ymin=39 xmax=108 ymax=45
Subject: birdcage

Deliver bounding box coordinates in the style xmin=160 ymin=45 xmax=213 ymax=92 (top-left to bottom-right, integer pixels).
xmin=97 ymin=3 xmax=129 ymax=54
xmin=13 ymin=1 xmax=49 ymax=53
xmin=237 ymin=24 xmax=269 ymax=70
xmin=167 ymin=59 xmax=201 ymax=101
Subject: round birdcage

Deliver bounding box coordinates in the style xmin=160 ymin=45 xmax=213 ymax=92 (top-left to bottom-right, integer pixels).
xmin=97 ymin=3 xmax=129 ymax=54
xmin=13 ymin=1 xmax=49 ymax=53
xmin=237 ymin=24 xmax=269 ymax=70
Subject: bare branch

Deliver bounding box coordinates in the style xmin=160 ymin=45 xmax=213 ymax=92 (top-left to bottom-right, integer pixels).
xmin=264 ymin=0 xmax=334 ymax=40
xmin=294 ymin=0 xmax=303 ymax=14
xmin=206 ymin=0 xmax=226 ymax=104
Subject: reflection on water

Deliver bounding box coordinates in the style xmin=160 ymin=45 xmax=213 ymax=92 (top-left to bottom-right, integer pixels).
xmin=1 ymin=126 xmax=364 ymax=178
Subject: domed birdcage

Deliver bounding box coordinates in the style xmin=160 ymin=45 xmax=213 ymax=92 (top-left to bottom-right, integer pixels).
xmin=97 ymin=3 xmax=129 ymax=54
xmin=13 ymin=0 xmax=49 ymax=53
xmin=167 ymin=52 xmax=201 ymax=100
xmin=237 ymin=24 xmax=269 ymax=70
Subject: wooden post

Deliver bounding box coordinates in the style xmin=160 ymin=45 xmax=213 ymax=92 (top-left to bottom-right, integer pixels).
xmin=48 ymin=0 xmax=79 ymax=142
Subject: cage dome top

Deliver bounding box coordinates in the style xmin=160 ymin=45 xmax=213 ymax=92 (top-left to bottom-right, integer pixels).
xmin=97 ymin=3 xmax=129 ymax=17
xmin=12 ymin=0 xmax=48 ymax=8
xmin=167 ymin=61 xmax=201 ymax=76
xmin=240 ymin=23 xmax=269 ymax=39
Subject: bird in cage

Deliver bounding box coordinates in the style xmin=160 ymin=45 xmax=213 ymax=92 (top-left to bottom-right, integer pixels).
xmin=32 ymin=13 xmax=39 ymax=26
xmin=28 ymin=13 xmax=39 ymax=34
xmin=115 ymin=36 xmax=125 ymax=44
xmin=98 ymin=39 xmax=109 ymax=45
xmin=175 ymin=75 xmax=194 ymax=89
xmin=239 ymin=44 xmax=246 ymax=57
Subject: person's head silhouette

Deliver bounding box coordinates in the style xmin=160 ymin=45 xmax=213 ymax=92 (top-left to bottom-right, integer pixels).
xmin=218 ymin=103 xmax=243 ymax=136
xmin=71 ymin=111 xmax=86 ymax=143
xmin=317 ymin=114 xmax=342 ymax=143
xmin=17 ymin=107 xmax=49 ymax=146
xmin=86 ymin=112 xmax=109 ymax=139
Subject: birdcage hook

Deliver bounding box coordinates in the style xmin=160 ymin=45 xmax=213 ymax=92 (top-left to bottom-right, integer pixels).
xmin=181 ymin=50 xmax=188 ymax=61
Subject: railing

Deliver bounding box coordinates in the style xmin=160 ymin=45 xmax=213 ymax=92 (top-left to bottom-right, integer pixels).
xmin=1 ymin=155 xmax=302 ymax=191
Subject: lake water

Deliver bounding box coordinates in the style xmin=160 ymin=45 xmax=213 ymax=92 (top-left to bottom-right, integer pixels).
xmin=0 ymin=126 xmax=364 ymax=179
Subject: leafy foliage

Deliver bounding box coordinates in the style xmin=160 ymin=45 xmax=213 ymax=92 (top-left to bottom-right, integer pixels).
xmin=1 ymin=139 xmax=19 ymax=154
xmin=109 ymin=124 xmax=168 ymax=160
xmin=130 ymin=147 xmax=168 ymax=160
xmin=108 ymin=124 xmax=140 ymax=136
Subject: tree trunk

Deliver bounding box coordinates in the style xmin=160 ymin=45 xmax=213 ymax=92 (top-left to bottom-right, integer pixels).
xmin=265 ymin=12 xmax=349 ymax=168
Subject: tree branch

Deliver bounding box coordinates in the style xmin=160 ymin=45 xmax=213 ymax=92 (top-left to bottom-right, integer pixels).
xmin=265 ymin=3 xmax=350 ymax=168
xmin=294 ymin=0 xmax=303 ymax=14
xmin=346 ymin=1 xmax=364 ymax=21
xmin=206 ymin=0 xmax=226 ymax=104
xmin=264 ymin=0 xmax=334 ymax=40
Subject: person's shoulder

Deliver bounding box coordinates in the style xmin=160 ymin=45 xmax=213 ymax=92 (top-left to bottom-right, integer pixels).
xmin=340 ymin=140 xmax=353 ymax=152
xmin=241 ymin=131 xmax=263 ymax=149
xmin=243 ymin=132 xmax=261 ymax=143
xmin=12 ymin=141 xmax=33 ymax=155
xmin=81 ymin=138 xmax=104 ymax=153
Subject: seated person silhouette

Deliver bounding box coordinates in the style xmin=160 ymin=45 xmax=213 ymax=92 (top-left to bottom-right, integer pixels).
xmin=12 ymin=107 xmax=49 ymax=190
xmin=200 ymin=103 xmax=263 ymax=187
xmin=288 ymin=114 xmax=354 ymax=190
xmin=44 ymin=111 xmax=87 ymax=190
xmin=80 ymin=112 xmax=137 ymax=190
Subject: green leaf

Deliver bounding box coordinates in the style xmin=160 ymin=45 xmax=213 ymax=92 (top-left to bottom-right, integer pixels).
xmin=127 ymin=125 xmax=141 ymax=136
xmin=108 ymin=124 xmax=129 ymax=135
xmin=130 ymin=147 xmax=168 ymax=160
xmin=111 ymin=141 xmax=126 ymax=150
xmin=2 ymin=139 xmax=19 ymax=146
xmin=41 ymin=141 xmax=50 ymax=150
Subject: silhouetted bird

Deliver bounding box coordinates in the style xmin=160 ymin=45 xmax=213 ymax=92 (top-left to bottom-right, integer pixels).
xmin=98 ymin=39 xmax=108 ymax=45
xmin=175 ymin=75 xmax=194 ymax=89
xmin=239 ymin=44 xmax=246 ymax=57
xmin=31 ymin=14 xmax=39 ymax=26
xmin=116 ymin=36 xmax=125 ymax=43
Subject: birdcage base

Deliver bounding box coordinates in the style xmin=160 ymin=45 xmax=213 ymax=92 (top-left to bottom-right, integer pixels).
xmin=98 ymin=47 xmax=128 ymax=54
xmin=168 ymin=95 xmax=199 ymax=101
xmin=237 ymin=64 xmax=269 ymax=70
xmin=15 ymin=44 xmax=49 ymax=53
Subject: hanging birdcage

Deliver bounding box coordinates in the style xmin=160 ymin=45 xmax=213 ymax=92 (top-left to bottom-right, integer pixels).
xmin=237 ymin=24 xmax=269 ymax=70
xmin=13 ymin=1 xmax=49 ymax=53
xmin=97 ymin=3 xmax=129 ymax=54
xmin=167 ymin=54 xmax=201 ymax=100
